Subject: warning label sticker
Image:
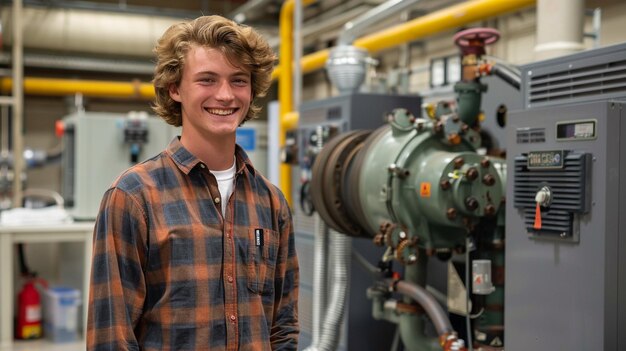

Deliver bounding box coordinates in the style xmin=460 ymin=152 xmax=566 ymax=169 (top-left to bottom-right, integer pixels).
xmin=420 ymin=182 xmax=431 ymax=197
xmin=490 ymin=336 xmax=503 ymax=346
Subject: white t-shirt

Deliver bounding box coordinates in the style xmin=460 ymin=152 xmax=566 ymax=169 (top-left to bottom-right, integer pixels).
xmin=210 ymin=157 xmax=236 ymax=215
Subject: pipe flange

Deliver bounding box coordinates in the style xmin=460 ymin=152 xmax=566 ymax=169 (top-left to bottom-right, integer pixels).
xmin=310 ymin=130 xmax=371 ymax=236
xmin=395 ymin=236 xmax=418 ymax=265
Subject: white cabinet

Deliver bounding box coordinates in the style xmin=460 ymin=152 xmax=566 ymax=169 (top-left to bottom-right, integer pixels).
xmin=0 ymin=223 xmax=94 ymax=349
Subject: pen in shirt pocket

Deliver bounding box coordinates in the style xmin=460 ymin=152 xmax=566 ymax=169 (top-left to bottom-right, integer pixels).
xmin=255 ymin=228 xmax=264 ymax=247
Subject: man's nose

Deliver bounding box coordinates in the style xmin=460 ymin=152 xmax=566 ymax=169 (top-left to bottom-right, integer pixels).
xmin=215 ymin=81 xmax=234 ymax=102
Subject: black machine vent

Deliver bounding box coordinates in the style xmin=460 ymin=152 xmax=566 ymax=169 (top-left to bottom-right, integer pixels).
xmin=527 ymin=58 xmax=626 ymax=107
xmin=528 ymin=60 xmax=626 ymax=104
xmin=513 ymin=152 xmax=591 ymax=237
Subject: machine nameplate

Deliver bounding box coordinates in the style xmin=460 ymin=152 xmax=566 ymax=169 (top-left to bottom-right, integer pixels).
xmin=527 ymin=150 xmax=564 ymax=169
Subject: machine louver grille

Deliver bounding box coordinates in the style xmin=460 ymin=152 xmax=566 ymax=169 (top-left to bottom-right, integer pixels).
xmin=513 ymin=152 xmax=591 ymax=236
xmin=528 ymin=59 xmax=626 ymax=107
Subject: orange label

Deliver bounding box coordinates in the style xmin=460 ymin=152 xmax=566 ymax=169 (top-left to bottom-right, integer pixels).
xmin=419 ymin=182 xmax=431 ymax=197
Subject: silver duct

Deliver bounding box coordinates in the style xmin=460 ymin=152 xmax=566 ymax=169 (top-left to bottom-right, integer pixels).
xmin=325 ymin=0 xmax=422 ymax=94
xmin=0 ymin=6 xmax=180 ymax=58
xmin=317 ymin=231 xmax=352 ymax=351
xmin=325 ymin=45 xmax=369 ymax=94
xmin=303 ymin=214 xmax=329 ymax=351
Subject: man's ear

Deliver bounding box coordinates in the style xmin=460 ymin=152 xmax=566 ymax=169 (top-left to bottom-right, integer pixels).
xmin=169 ymin=83 xmax=181 ymax=102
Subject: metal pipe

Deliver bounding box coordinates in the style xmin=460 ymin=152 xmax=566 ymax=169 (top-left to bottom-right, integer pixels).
xmin=490 ymin=64 xmax=521 ymax=90
xmin=12 ymin=0 xmax=24 ymax=208
xmin=394 ymin=253 xmax=448 ymax=351
xmin=278 ymin=0 xmax=536 ymax=79
xmin=278 ymin=0 xmax=294 ymax=205
xmin=534 ymin=0 xmax=584 ymax=60
xmin=394 ymin=279 xmax=454 ymax=338
xmin=7 ymin=0 xmax=201 ymax=19
xmin=278 ymin=0 xmax=316 ymax=205
xmin=229 ymin=0 xmax=273 ymax=23
xmin=338 ymin=0 xmax=422 ymax=46
xmin=294 ymin=0 xmax=303 ymax=112
xmin=0 ymin=77 xmax=154 ymax=99
xmin=0 ymin=52 xmax=155 ymax=75
xmin=353 ymin=0 xmax=534 ymax=53
xmin=0 ymin=6 xmax=179 ymax=58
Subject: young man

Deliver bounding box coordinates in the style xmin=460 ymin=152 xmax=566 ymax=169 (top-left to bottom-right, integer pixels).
xmin=87 ymin=15 xmax=299 ymax=350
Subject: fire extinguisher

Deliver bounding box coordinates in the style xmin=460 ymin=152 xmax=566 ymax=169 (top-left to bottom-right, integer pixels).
xmin=15 ymin=243 xmax=47 ymax=340
xmin=16 ymin=278 xmax=47 ymax=339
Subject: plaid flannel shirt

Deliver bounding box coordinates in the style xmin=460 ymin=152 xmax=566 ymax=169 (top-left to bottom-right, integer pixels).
xmin=88 ymin=137 xmax=299 ymax=350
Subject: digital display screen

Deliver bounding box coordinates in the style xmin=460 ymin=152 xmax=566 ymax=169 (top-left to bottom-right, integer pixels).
xmin=556 ymin=120 xmax=596 ymax=140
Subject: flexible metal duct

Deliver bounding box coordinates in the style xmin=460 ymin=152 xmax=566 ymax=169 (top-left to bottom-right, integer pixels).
xmin=317 ymin=231 xmax=352 ymax=351
xmin=303 ymin=214 xmax=329 ymax=351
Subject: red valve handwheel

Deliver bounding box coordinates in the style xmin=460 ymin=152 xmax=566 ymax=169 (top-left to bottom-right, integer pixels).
xmin=454 ymin=27 xmax=501 ymax=49
xmin=454 ymin=28 xmax=500 ymax=57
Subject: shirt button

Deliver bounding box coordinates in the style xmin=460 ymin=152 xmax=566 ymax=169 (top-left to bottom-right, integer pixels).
xmin=228 ymin=275 xmax=234 ymax=283
xmin=230 ymin=315 xmax=236 ymax=322
xmin=214 ymin=197 xmax=221 ymax=204
xmin=200 ymin=164 xmax=205 ymax=169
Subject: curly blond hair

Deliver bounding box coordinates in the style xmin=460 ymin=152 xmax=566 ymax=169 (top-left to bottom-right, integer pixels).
xmin=152 ymin=15 xmax=276 ymax=126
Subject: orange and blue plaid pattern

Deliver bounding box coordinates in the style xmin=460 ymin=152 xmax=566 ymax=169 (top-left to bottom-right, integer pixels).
xmin=87 ymin=137 xmax=299 ymax=350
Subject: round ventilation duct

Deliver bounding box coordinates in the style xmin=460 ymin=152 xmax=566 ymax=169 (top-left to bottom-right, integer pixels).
xmin=0 ymin=7 xmax=179 ymax=58
xmin=325 ymin=45 xmax=369 ymax=94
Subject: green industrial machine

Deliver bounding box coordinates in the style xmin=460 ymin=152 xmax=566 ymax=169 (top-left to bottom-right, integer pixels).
xmin=310 ymin=28 xmax=510 ymax=351
xmin=310 ymin=106 xmax=505 ymax=249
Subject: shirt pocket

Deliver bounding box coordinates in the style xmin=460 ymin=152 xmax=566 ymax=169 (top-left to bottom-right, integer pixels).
xmin=247 ymin=227 xmax=279 ymax=295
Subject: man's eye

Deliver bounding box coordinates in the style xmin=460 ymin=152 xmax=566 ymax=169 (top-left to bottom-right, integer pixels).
xmin=233 ymin=79 xmax=249 ymax=86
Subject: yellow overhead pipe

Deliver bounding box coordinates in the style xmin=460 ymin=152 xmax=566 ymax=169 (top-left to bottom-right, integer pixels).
xmin=353 ymin=0 xmax=535 ymax=53
xmin=0 ymin=77 xmax=155 ymax=99
xmin=278 ymin=0 xmax=316 ymax=205
xmin=297 ymin=0 xmax=535 ymax=75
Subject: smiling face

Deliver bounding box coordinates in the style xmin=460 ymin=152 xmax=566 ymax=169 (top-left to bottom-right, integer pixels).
xmin=169 ymin=45 xmax=252 ymax=146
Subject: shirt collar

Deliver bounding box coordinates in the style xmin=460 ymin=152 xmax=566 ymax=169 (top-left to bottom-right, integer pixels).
xmin=165 ymin=136 xmax=256 ymax=176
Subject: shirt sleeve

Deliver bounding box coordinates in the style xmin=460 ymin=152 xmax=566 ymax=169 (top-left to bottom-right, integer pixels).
xmin=270 ymin=196 xmax=300 ymax=350
xmin=87 ymin=187 xmax=148 ymax=351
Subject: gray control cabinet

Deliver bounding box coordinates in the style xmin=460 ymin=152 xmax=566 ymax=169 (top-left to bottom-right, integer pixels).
xmin=62 ymin=112 xmax=179 ymax=220
xmin=505 ymin=101 xmax=626 ymax=350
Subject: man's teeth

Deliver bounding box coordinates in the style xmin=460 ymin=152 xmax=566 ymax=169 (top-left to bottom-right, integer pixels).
xmin=206 ymin=108 xmax=235 ymax=116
